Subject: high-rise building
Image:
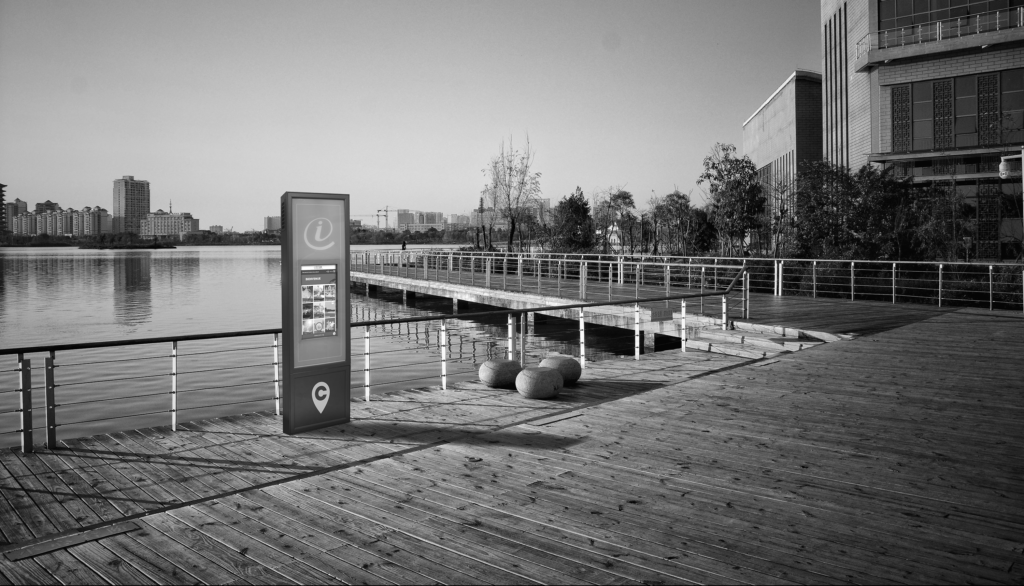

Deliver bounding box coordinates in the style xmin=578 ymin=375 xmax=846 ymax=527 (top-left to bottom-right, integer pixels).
xmin=210 ymin=225 xmax=224 ymax=234
xmin=113 ymin=175 xmax=151 ymax=234
xmin=821 ymin=0 xmax=1024 ymax=259
xmin=264 ymin=216 xmax=281 ymax=232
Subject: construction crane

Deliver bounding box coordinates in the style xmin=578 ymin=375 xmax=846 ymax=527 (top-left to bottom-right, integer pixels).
xmin=376 ymin=206 xmax=390 ymax=230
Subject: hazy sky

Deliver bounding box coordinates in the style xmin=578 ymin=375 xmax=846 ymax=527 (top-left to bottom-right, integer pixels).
xmin=0 ymin=0 xmax=820 ymax=230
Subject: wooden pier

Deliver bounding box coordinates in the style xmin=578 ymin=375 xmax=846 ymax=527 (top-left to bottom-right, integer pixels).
xmin=0 ymin=300 xmax=1022 ymax=583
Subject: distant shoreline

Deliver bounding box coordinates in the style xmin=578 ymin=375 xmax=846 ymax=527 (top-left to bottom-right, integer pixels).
xmin=78 ymin=243 xmax=177 ymax=250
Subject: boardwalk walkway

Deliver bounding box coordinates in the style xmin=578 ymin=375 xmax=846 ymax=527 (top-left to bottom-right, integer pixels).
xmin=0 ymin=304 xmax=1022 ymax=583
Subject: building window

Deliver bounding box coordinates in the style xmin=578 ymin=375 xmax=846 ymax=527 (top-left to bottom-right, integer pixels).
xmin=913 ymin=81 xmax=934 ymax=151
xmin=893 ymin=68 xmax=1024 ymax=152
xmin=1002 ymin=68 xmax=1024 ymax=143
xmin=880 ymin=0 xmax=1024 ymax=30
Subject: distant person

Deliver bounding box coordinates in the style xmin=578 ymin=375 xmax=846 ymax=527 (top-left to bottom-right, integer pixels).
xmin=401 ymin=240 xmax=407 ymax=251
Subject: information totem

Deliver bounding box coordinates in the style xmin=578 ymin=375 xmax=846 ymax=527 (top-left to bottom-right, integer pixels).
xmin=281 ymin=192 xmax=351 ymax=434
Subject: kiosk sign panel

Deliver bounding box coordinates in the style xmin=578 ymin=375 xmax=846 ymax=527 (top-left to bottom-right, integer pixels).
xmin=281 ymin=192 xmax=350 ymax=434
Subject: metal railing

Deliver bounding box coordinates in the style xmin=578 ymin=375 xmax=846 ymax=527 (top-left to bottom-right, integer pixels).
xmin=353 ymin=249 xmax=1023 ymax=313
xmin=857 ymin=7 xmax=1024 ymax=57
xmin=0 ymin=265 xmax=747 ymax=453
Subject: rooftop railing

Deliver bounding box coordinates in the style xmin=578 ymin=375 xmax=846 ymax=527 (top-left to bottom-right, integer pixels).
xmin=856 ymin=6 xmax=1024 ymax=57
xmin=1 ymin=265 xmax=746 ymax=453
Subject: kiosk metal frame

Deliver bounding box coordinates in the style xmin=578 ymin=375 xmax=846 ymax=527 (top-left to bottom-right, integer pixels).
xmin=281 ymin=191 xmax=351 ymax=434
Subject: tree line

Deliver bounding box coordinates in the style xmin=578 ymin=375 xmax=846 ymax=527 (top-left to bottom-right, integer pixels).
xmin=497 ymin=141 xmax=1012 ymax=262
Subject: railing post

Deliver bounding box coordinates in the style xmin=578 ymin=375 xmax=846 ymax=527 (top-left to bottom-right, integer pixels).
xmin=634 ymin=303 xmax=641 ymax=360
xmin=743 ymin=271 xmax=750 ymax=320
xmin=363 ymin=326 xmax=370 ymax=402
xmin=171 ymin=341 xmax=177 ymax=431
xmin=579 ymin=309 xmax=586 ymax=368
xmin=939 ymin=264 xmax=943 ymax=307
xmin=608 ymin=260 xmax=613 ymax=301
xmin=989 ymin=265 xmax=994 ymax=310
xmin=45 ymin=355 xmax=56 ymax=449
xmin=681 ymin=300 xmax=687 ymax=353
xmin=722 ymin=295 xmax=728 ymax=331
xmin=773 ymin=260 xmax=778 ymax=296
xmin=892 ymin=263 xmax=897 ymax=304
xmin=813 ymin=261 xmax=817 ymax=298
xmin=273 ymin=333 xmax=281 ymax=416
xmin=664 ymin=264 xmax=670 ymax=297
xmin=507 ymin=314 xmax=515 ymax=361
xmin=700 ymin=266 xmax=705 ymax=314
xmin=537 ymin=258 xmax=542 ymax=293
xmin=779 ymin=260 xmax=784 ymax=296
xmin=556 ymin=260 xmax=560 ymax=297
xmin=850 ymin=261 xmax=855 ymax=300
xmin=19 ymin=357 xmax=32 ymax=453
xmin=581 ymin=261 xmax=587 ymax=300
xmin=518 ymin=255 xmax=523 ymax=292
xmin=440 ymin=320 xmax=447 ymax=390
xmin=520 ymin=313 xmax=527 ymax=367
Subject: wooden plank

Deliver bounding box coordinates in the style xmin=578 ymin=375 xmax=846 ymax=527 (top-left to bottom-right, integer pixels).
xmin=65 ymin=540 xmax=158 ymax=585
xmin=95 ymin=533 xmax=203 ymax=586
xmin=0 ymin=450 xmax=61 ymax=539
xmin=261 ymin=484 xmax=482 ymax=584
xmin=4 ymin=522 xmax=139 ymax=562
xmin=34 ymin=550 xmax=107 ymax=585
xmin=203 ymin=495 xmax=405 ymax=585
xmin=136 ymin=513 xmax=292 ymax=584
xmin=164 ymin=504 xmax=339 ymax=585
xmin=0 ymin=558 xmax=58 ymax=585
xmin=349 ymin=460 xmax=852 ymax=586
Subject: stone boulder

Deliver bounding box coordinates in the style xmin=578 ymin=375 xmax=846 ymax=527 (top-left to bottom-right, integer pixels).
xmin=515 ymin=367 xmax=564 ymax=400
xmin=539 ymin=355 xmax=582 ymax=385
xmin=479 ymin=359 xmax=522 ymax=388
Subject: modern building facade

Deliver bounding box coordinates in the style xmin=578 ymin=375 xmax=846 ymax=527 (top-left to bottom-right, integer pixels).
xmin=823 ymin=0 xmax=1024 ymax=259
xmin=264 ymin=216 xmax=281 ymax=232
xmin=113 ymin=175 xmax=151 ymax=234
xmin=743 ymin=70 xmax=824 ymax=223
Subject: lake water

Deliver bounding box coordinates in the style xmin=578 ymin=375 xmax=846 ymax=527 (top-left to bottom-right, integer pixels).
xmin=0 ymin=245 xmax=634 ymax=446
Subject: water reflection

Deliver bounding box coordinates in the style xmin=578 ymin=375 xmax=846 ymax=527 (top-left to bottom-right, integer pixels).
xmin=113 ymin=253 xmax=152 ymax=327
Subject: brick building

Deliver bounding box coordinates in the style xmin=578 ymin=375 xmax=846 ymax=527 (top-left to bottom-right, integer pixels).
xmin=743 ymin=70 xmax=824 ymax=225
xmin=824 ymin=0 xmax=1024 ymax=259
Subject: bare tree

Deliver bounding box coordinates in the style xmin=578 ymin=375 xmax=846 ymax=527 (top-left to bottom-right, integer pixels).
xmin=483 ymin=136 xmax=542 ymax=251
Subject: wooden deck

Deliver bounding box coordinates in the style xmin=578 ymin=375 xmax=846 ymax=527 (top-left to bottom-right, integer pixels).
xmin=0 ymin=306 xmax=1022 ymax=584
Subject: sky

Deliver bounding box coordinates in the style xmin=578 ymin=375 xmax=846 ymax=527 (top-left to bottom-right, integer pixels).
xmin=0 ymin=0 xmax=821 ymax=231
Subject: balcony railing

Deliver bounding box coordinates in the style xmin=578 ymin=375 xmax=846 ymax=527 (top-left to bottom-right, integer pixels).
xmin=857 ymin=6 xmax=1024 ymax=57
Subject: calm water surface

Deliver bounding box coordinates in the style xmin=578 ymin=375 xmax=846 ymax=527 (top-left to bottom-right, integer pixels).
xmin=0 ymin=245 xmax=633 ymax=446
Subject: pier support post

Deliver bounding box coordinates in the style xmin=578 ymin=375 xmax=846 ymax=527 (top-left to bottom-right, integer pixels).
xmin=171 ymin=342 xmax=177 ymax=431
xmin=19 ymin=357 xmax=32 ymax=453
xmin=681 ymin=300 xmax=687 ymax=353
xmin=579 ymin=309 xmax=586 ymax=368
xmin=44 ymin=355 xmax=56 ymax=449
xmin=273 ymin=333 xmax=281 ymax=416
xmin=520 ymin=313 xmax=528 ymax=367
xmin=507 ymin=314 xmax=515 ymax=361
xmin=634 ymin=304 xmax=641 ymax=361
xmin=440 ymin=321 xmax=447 ymax=390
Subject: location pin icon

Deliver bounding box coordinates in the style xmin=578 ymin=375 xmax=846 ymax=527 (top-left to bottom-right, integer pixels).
xmin=311 ymin=382 xmax=330 ymax=414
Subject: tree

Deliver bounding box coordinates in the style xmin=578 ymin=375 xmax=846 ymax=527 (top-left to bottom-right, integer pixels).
xmin=483 ymin=136 xmax=542 ymax=251
xmin=697 ymin=143 xmax=765 ymax=256
xmin=794 ymin=161 xmax=919 ymax=260
xmin=551 ymin=187 xmax=594 ymax=253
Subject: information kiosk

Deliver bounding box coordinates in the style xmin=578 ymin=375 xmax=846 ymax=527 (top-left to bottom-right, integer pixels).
xmin=280 ymin=192 xmax=351 ymax=434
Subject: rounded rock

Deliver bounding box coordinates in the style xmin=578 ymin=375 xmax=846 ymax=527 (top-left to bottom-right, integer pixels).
xmin=539 ymin=355 xmax=582 ymax=385
xmin=515 ymin=367 xmax=564 ymax=400
xmin=478 ymin=359 xmax=522 ymax=388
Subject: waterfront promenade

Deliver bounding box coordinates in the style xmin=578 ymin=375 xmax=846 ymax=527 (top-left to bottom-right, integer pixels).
xmin=0 ymin=299 xmax=1022 ymax=583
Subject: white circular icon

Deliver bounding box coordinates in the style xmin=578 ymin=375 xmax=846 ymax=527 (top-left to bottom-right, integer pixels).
xmin=304 ymin=218 xmax=335 ymax=251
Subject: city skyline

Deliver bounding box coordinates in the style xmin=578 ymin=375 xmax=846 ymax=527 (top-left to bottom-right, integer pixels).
xmin=0 ymin=0 xmax=820 ymax=231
